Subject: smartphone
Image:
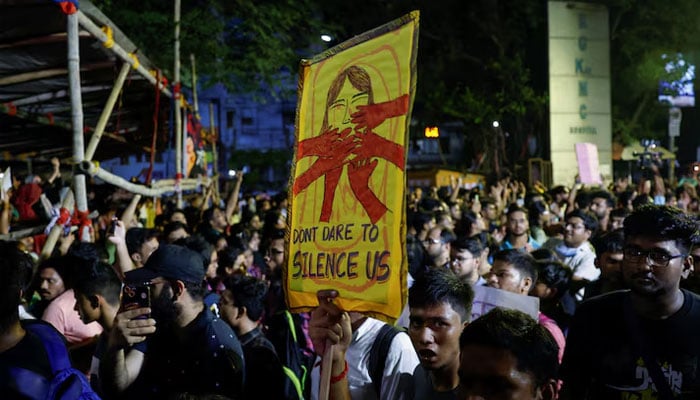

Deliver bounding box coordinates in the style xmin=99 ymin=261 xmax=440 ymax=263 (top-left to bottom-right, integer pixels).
xmin=120 ymin=283 xmax=151 ymax=319
xmin=108 ymin=217 xmax=118 ymax=236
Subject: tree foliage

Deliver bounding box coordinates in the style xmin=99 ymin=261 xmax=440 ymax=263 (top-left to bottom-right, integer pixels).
xmin=94 ymin=0 xmax=700 ymax=170
xmin=603 ymin=0 xmax=700 ymax=144
xmin=93 ymin=0 xmax=333 ymax=99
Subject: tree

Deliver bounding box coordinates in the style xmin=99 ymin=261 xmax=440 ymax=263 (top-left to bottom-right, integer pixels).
xmin=314 ymin=0 xmax=549 ymax=174
xmin=603 ymin=0 xmax=700 ymax=146
xmin=93 ymin=0 xmax=334 ymax=99
xmin=95 ymin=0 xmax=700 ymax=172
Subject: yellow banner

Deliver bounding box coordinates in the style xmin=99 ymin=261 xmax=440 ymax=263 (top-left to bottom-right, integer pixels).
xmin=286 ymin=11 xmax=419 ymax=322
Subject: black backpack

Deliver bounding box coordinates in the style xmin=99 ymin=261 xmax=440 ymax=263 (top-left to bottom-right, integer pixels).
xmin=368 ymin=323 xmax=403 ymax=397
xmin=266 ymin=310 xmax=315 ymax=400
xmin=8 ymin=321 xmax=101 ymax=400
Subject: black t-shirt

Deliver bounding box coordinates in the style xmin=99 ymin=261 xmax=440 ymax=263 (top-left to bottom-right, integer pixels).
xmin=561 ymin=289 xmax=700 ymax=399
xmin=240 ymin=327 xmax=286 ymax=399
xmin=129 ymin=307 xmax=245 ymax=399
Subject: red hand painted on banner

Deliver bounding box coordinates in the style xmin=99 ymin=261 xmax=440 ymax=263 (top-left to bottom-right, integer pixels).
xmin=295 ymin=94 xmax=408 ymax=223
xmin=351 ymin=94 xmax=409 ymax=131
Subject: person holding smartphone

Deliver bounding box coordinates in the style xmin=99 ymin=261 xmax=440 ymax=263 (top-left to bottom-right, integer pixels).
xmin=101 ymin=244 xmax=245 ymax=399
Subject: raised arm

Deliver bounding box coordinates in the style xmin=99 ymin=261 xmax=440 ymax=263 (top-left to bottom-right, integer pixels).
xmin=47 ymin=157 xmax=61 ymax=185
xmin=121 ymin=194 xmax=142 ymax=229
xmin=108 ymin=220 xmax=133 ymax=279
xmin=224 ymin=171 xmax=244 ymax=223
xmin=0 ymin=189 xmax=9 ymax=235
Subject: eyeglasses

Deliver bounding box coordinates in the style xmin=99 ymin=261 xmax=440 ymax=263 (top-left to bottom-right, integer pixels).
xmin=423 ymin=238 xmax=443 ymax=246
xmin=565 ymin=222 xmax=586 ymax=230
xmin=623 ymin=247 xmax=685 ymax=267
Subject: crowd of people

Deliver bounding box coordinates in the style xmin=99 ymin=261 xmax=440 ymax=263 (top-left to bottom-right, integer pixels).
xmin=1 ymin=160 xmax=700 ymax=399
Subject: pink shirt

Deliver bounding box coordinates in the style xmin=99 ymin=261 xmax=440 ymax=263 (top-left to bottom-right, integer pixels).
xmin=538 ymin=311 xmax=566 ymax=363
xmin=42 ymin=289 xmax=103 ymax=344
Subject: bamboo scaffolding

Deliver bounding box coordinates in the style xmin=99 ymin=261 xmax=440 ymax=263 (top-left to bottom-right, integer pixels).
xmin=0 ymin=226 xmax=46 ymax=241
xmin=10 ymin=85 xmax=111 ymax=107
xmin=40 ymin=190 xmax=75 ymax=260
xmin=76 ymin=11 xmax=172 ymax=98
xmin=84 ymin=62 xmax=131 ymax=161
xmin=174 ymin=0 xmax=183 ymax=208
xmin=67 ymin=13 xmax=90 ymax=242
xmin=190 ymin=54 xmax=199 ymax=117
xmin=209 ymin=102 xmax=220 ymax=204
xmin=80 ymin=161 xmax=211 ymax=197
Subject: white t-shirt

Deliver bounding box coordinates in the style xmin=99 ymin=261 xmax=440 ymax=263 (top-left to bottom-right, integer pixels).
xmin=310 ymin=317 xmax=420 ymax=400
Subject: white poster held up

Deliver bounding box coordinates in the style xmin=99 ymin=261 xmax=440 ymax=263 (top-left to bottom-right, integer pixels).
xmin=575 ymin=142 xmax=603 ymax=185
xmin=470 ymin=285 xmax=540 ymax=322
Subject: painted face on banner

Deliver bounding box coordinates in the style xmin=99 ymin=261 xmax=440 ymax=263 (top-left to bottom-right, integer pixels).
xmin=328 ymin=77 xmax=369 ymax=131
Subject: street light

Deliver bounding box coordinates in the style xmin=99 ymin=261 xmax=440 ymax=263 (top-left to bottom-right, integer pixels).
xmin=492 ymin=120 xmax=500 ymax=128
xmin=320 ymin=34 xmax=332 ymax=43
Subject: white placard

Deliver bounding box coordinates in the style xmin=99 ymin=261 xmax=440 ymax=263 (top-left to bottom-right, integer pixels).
xmin=471 ymin=285 xmax=540 ymax=322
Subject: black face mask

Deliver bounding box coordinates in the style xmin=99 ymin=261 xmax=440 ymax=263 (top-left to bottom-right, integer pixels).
xmin=151 ymin=282 xmax=178 ymax=328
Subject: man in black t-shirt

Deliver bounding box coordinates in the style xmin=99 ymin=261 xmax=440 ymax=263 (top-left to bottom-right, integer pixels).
xmin=0 ymin=241 xmax=57 ymax=398
xmin=560 ymin=205 xmax=700 ymax=399
xmin=101 ymin=244 xmax=245 ymax=399
xmin=220 ymin=275 xmax=286 ymax=399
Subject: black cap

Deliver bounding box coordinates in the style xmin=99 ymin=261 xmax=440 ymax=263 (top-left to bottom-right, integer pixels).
xmin=124 ymin=244 xmax=204 ymax=284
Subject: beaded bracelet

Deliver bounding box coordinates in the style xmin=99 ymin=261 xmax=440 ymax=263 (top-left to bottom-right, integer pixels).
xmin=330 ymin=360 xmax=349 ymax=384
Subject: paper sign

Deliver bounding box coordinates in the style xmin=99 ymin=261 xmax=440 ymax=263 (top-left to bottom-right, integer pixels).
xmin=286 ymin=11 xmax=419 ymax=322
xmin=470 ymin=285 xmax=540 ymax=321
xmin=1 ymin=167 xmax=11 ymax=200
xmin=575 ymin=142 xmax=603 ymax=184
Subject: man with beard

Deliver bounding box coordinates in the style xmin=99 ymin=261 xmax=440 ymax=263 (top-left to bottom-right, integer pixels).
xmin=560 ymin=205 xmax=700 ymax=399
xmin=587 ymin=189 xmax=615 ymax=236
xmin=408 ymin=268 xmax=474 ymax=399
xmin=499 ymin=205 xmax=541 ymax=253
xmin=100 ymin=244 xmax=245 ymax=399
xmin=423 ymin=226 xmax=455 ymax=270
xmin=450 ymin=236 xmax=487 ymax=286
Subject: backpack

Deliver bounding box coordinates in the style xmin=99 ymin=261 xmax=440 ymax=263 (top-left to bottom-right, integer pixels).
xmin=9 ymin=321 xmax=101 ymax=400
xmin=368 ymin=323 xmax=403 ymax=397
xmin=266 ymin=310 xmax=315 ymax=400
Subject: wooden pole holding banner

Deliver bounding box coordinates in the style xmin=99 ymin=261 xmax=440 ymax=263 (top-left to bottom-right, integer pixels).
xmin=84 ymin=62 xmax=131 ymax=161
xmin=67 ymin=12 xmax=90 ymax=242
xmin=319 ymin=344 xmax=334 ymax=400
xmin=174 ymin=0 xmax=183 ymax=208
xmin=209 ymin=102 xmax=220 ymax=205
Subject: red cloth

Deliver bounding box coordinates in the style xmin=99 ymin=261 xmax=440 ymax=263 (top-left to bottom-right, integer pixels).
xmin=11 ymin=183 xmax=42 ymax=221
